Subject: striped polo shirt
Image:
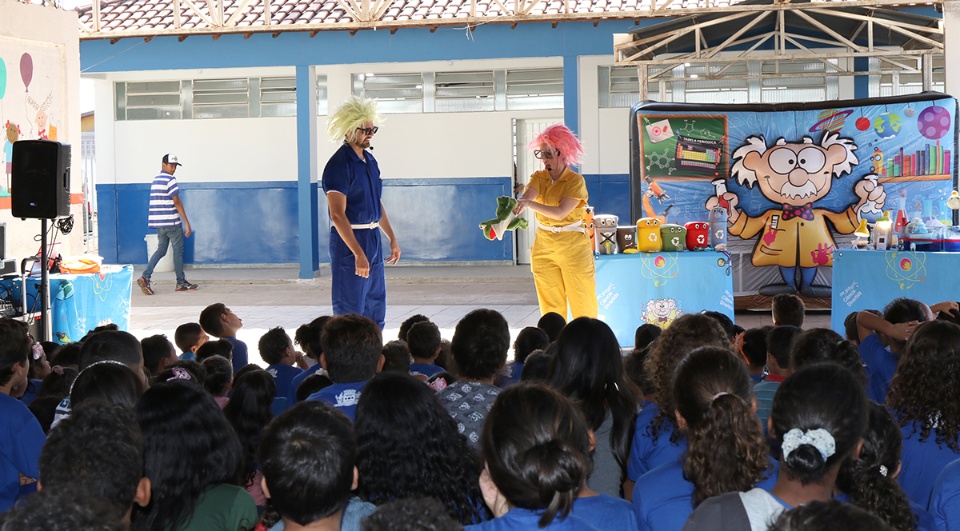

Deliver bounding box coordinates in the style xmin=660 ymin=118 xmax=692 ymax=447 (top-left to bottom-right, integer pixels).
xmin=147 ymin=172 xmax=182 ymax=228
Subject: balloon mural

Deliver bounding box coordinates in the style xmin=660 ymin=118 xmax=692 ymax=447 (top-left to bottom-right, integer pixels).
xmin=0 ymin=57 xmax=6 ymax=99
xmin=20 ymin=53 xmax=32 ymax=93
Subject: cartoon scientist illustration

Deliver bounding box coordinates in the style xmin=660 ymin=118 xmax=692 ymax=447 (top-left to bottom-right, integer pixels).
xmin=706 ymin=132 xmax=885 ymax=297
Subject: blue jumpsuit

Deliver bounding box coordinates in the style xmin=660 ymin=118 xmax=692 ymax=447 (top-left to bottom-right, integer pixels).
xmin=322 ymin=143 xmax=386 ymax=328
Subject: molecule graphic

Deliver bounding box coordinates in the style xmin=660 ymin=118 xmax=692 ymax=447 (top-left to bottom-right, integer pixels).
xmin=676 ymin=120 xmax=720 ymax=140
xmin=645 ymin=151 xmax=675 ymax=174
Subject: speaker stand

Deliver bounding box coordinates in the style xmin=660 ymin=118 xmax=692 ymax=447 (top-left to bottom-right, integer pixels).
xmin=39 ymin=219 xmax=50 ymax=342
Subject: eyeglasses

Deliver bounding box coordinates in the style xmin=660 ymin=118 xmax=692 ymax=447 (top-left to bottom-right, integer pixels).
xmin=356 ymin=126 xmax=379 ymax=136
xmin=534 ymin=149 xmax=560 ymax=160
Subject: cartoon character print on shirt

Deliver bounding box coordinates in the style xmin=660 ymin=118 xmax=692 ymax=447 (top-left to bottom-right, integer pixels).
xmin=705 ymin=132 xmax=885 ymax=297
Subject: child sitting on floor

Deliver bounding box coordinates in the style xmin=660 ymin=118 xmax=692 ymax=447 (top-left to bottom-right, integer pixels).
xmin=174 ymin=322 xmax=209 ymax=361
xmin=199 ymin=303 xmax=248 ymax=374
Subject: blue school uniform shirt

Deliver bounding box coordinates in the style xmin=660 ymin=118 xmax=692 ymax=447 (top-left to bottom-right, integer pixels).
xmin=898 ymin=420 xmax=960 ymax=508
xmin=465 ymin=507 xmax=602 ymax=530
xmin=18 ymin=379 xmax=42 ymax=406
xmin=859 ymin=334 xmax=898 ymax=404
xmin=409 ymin=362 xmax=443 ymax=379
xmin=224 ymin=336 xmax=249 ymax=375
xmin=930 ymin=458 xmax=960 ymax=531
xmin=633 ymin=457 xmax=778 ymax=531
xmin=289 ymin=363 xmax=323 ymax=401
xmin=0 ymin=393 xmax=46 ymax=511
xmin=574 ymin=494 xmax=637 ymax=529
xmin=306 ymin=381 xmax=367 ymax=422
xmin=179 ymin=351 xmax=195 ymax=361
xmin=266 ymin=363 xmax=303 ymax=403
xmin=627 ymin=403 xmax=687 ymax=481
xmin=494 ymin=362 xmax=523 ymax=388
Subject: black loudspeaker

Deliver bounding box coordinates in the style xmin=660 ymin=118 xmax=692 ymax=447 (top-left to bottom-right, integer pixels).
xmin=11 ymin=140 xmax=71 ymax=219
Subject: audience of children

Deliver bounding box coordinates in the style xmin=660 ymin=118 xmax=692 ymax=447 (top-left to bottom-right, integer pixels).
xmin=289 ymin=315 xmax=330 ymax=397
xmin=633 ymin=347 xmax=774 ymax=530
xmin=624 ymin=313 xmax=731 ymax=499
xmin=407 ymin=320 xmax=445 ymax=380
xmin=199 ymin=303 xmax=249 ymax=374
xmin=223 ymin=368 xmax=276 ymax=508
xmin=140 ymin=333 xmax=178 ymax=378
xmin=305 ymin=314 xmax=383 ymax=422
xmin=258 ymin=326 xmax=306 ymax=403
xmin=771 ymin=293 xmax=805 ymax=328
xmin=381 ymin=339 xmax=413 ymax=374
xmin=886 ymin=319 xmax=960 ymax=507
xmin=0 ymin=322 xmax=45 ymax=511
xmin=738 ymin=326 xmax=772 ymax=383
xmin=548 ymin=317 xmax=640 ymax=498
xmin=174 ymin=322 xmax=209 ymax=361
xmin=835 ymin=402 xmax=934 ymax=531
xmin=496 ymin=325 xmax=548 ymax=388
xmin=257 ymin=400 xmax=376 ymax=531
xmin=37 ymin=401 xmax=150 ymax=523
xmin=355 ymin=372 xmax=486 ymax=525
xmin=437 ymin=309 xmax=509 ymax=448
xmin=753 ymin=325 xmax=801 ymax=427
xmin=135 ymin=379 xmax=257 ymax=530
xmin=685 ymin=362 xmax=869 ymax=530
xmin=468 ymin=383 xmax=636 ymax=530
xmin=201 ymin=354 xmax=234 ymax=408
xmin=6 ymin=289 xmax=960 ymax=531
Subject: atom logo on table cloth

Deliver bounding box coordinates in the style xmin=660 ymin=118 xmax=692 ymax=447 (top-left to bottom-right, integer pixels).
xmin=640 ymin=253 xmax=680 ymax=287
xmin=884 ymin=252 xmax=927 ymax=290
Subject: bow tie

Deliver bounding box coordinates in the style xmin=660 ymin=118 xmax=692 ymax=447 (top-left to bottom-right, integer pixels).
xmin=782 ymin=203 xmax=814 ymax=221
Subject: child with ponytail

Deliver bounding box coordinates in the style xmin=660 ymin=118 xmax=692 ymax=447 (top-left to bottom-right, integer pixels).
xmin=633 ymin=347 xmax=774 ymax=530
xmin=684 ymin=362 xmax=869 ymax=531
xmin=836 ymin=402 xmax=933 ymax=531
xmin=469 ymin=383 xmax=636 ymax=530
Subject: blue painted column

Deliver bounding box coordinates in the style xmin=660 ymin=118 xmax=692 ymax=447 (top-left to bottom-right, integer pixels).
xmin=296 ymin=65 xmax=320 ymax=279
xmin=564 ymin=54 xmax=579 ymax=135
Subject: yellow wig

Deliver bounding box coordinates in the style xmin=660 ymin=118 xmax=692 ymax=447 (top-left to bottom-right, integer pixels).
xmin=327 ymin=95 xmax=381 ymax=143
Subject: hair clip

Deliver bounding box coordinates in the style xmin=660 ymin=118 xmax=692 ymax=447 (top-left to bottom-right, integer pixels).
xmin=32 ymin=343 xmax=44 ymax=360
xmin=878 ymin=464 xmax=888 ymax=477
xmin=711 ymin=391 xmax=730 ymax=401
xmin=166 ymin=367 xmax=192 ymax=382
xmin=51 ymin=365 xmax=64 ymax=375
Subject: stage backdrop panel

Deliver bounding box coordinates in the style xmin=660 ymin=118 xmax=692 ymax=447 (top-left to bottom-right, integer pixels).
xmin=831 ymin=250 xmax=960 ymax=333
xmin=596 ymin=252 xmax=734 ymax=348
xmin=628 ymin=94 xmax=959 ymax=300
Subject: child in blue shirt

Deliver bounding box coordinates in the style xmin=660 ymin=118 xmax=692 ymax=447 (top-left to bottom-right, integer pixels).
xmin=887 ymin=319 xmax=960 ymax=507
xmin=625 ymin=313 xmax=731 ymax=500
xmin=199 ymin=303 xmax=248 ymax=374
xmin=0 ymin=323 xmax=45 ymax=511
xmin=930 ymin=458 xmax=960 ymax=531
xmin=496 ymin=326 xmax=548 ymax=388
xmin=633 ymin=347 xmax=775 ymax=530
xmin=258 ymin=327 xmax=307 ymax=403
xmin=468 ymin=383 xmax=636 ymax=531
xmin=856 ymin=298 xmax=957 ymax=403
xmin=174 ymin=322 xmax=208 ymax=361
xmin=289 ymin=316 xmax=331 ymax=401
xmin=407 ymin=320 xmax=444 ymax=380
xmin=306 ymin=315 xmax=383 ymax=422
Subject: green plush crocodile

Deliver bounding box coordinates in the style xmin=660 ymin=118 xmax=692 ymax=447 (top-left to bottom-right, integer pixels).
xmin=480 ymin=196 xmax=529 ymax=241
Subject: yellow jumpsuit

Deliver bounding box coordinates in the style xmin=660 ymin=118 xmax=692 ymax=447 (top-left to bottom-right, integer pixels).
xmin=526 ymin=168 xmax=598 ymax=319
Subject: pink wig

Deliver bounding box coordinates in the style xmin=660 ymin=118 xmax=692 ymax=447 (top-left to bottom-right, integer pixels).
xmin=529 ymin=124 xmax=583 ymax=168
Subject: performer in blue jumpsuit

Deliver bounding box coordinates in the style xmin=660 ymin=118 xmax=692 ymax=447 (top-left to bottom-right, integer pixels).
xmin=322 ymin=96 xmax=400 ymax=329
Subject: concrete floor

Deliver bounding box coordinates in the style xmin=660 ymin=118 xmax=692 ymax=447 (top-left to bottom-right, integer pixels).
xmin=128 ymin=264 xmax=831 ymax=360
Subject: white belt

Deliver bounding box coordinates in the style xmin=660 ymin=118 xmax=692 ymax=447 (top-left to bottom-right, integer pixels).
xmin=538 ymin=221 xmax=586 ymax=234
xmin=350 ymin=222 xmax=380 ymax=230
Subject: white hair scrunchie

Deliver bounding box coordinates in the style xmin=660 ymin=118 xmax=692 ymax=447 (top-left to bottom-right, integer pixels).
xmin=781 ymin=428 xmax=836 ymax=461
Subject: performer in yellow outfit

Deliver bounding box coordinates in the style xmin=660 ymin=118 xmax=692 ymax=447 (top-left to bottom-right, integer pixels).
xmin=514 ymin=124 xmax=598 ymax=319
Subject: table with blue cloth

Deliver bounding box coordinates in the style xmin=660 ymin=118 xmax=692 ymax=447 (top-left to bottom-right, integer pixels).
xmin=595 ymin=252 xmax=735 ymax=348
xmin=0 ymin=264 xmax=133 ymax=344
xmin=831 ymin=250 xmax=960 ymax=332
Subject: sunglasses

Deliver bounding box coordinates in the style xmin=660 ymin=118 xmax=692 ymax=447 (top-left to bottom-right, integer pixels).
xmin=356 ymin=126 xmax=379 ymax=136
xmin=534 ymin=149 xmax=560 ymax=160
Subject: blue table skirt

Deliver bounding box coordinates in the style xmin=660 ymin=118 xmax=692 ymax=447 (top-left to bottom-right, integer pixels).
xmin=1 ymin=265 xmax=133 ymax=344
xmin=596 ymin=252 xmax=735 ymax=348
xmin=831 ymin=250 xmax=960 ymax=333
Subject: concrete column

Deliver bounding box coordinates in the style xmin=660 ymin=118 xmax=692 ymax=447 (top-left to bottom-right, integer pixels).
xmin=296 ymin=65 xmax=319 ymax=279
